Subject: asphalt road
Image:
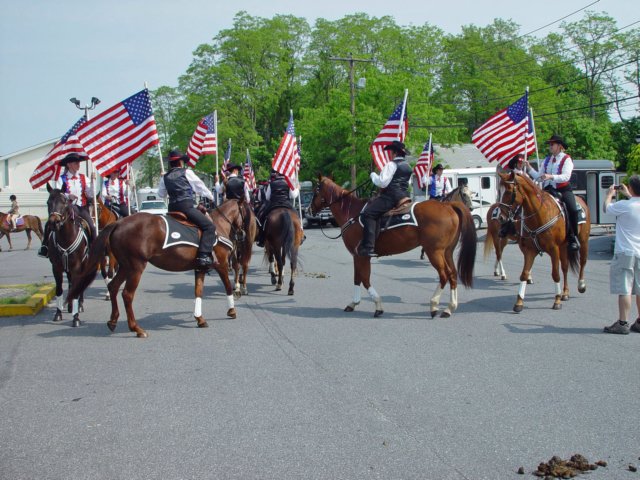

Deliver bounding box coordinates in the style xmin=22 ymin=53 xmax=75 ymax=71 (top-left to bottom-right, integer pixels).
xmin=0 ymin=226 xmax=638 ymax=480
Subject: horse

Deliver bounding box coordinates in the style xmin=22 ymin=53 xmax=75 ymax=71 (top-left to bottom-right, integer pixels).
xmin=0 ymin=212 xmax=44 ymax=251
xmin=95 ymin=196 xmax=119 ymax=300
xmin=310 ymin=175 xmax=477 ymax=317
xmin=420 ymin=185 xmax=473 ymax=259
xmin=228 ymin=200 xmax=257 ymax=298
xmin=44 ymin=186 xmax=89 ymax=327
xmin=497 ymin=171 xmax=590 ymax=312
xmin=66 ymin=200 xmax=244 ymax=338
xmin=262 ymin=207 xmax=303 ymax=295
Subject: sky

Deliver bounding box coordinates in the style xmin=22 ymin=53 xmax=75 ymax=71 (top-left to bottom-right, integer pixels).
xmin=0 ymin=0 xmax=636 ymax=156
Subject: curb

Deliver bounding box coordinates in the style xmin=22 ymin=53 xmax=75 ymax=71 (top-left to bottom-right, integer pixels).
xmin=0 ymin=283 xmax=56 ymax=317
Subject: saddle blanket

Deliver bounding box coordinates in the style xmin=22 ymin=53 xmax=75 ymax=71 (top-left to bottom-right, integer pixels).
xmin=2 ymin=216 xmax=25 ymax=229
xmin=358 ymin=203 xmax=418 ymax=231
xmin=161 ymin=215 xmax=233 ymax=250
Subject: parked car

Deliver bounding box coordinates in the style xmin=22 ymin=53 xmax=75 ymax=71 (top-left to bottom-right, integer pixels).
xmin=300 ymin=189 xmax=335 ymax=228
xmin=138 ymin=200 xmax=168 ymax=215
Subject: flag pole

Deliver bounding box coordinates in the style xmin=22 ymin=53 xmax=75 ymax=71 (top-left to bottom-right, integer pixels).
xmin=523 ymin=87 xmax=529 ymax=159
xmin=126 ymin=164 xmax=132 ymax=215
xmin=131 ymin=168 xmax=139 ymax=212
xmin=397 ymin=89 xmax=409 ymax=140
xmin=530 ymin=107 xmax=540 ymax=163
xmin=82 ymin=105 xmax=99 ymax=236
xmin=144 ymin=82 xmax=165 ymax=175
xmin=214 ymin=110 xmax=219 ymax=205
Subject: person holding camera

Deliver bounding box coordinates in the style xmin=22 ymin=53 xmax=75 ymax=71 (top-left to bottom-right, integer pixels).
xmin=602 ymin=175 xmax=640 ymax=334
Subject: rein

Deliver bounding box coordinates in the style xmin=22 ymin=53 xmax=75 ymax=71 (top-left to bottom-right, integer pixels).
xmin=314 ymin=180 xmax=370 ymax=240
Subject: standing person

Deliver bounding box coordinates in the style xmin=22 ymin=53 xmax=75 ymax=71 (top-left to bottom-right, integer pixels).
xmin=524 ymin=134 xmax=580 ymax=251
xmin=422 ymin=164 xmax=452 ymax=201
xmin=255 ymin=170 xmax=300 ymax=248
xmin=101 ymin=170 xmax=130 ymax=217
xmin=215 ymin=163 xmax=251 ymax=203
xmin=358 ymin=140 xmax=412 ymax=257
xmin=602 ymin=176 xmax=640 ymax=334
xmin=38 ymin=153 xmax=96 ymax=258
xmin=7 ymin=194 xmax=19 ymax=230
xmin=157 ymin=150 xmax=217 ymax=270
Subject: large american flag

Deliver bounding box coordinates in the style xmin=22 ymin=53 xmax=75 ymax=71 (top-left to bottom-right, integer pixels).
xmin=272 ymin=113 xmax=300 ymax=188
xmin=187 ymin=112 xmax=217 ymax=167
xmin=369 ymin=100 xmax=408 ymax=171
xmin=243 ymin=150 xmax=257 ymax=191
xmin=75 ymin=89 xmax=159 ymax=176
xmin=29 ymin=116 xmax=87 ymax=189
xmin=471 ymin=93 xmax=536 ymax=166
xmin=413 ymin=138 xmax=434 ymax=189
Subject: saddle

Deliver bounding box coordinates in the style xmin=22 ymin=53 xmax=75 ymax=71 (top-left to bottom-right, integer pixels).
xmin=167 ymin=211 xmax=195 ymax=227
xmin=384 ymin=197 xmax=412 ymax=217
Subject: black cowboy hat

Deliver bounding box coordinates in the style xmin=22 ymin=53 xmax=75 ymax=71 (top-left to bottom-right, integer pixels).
xmin=546 ymin=134 xmax=568 ymax=149
xmin=383 ymin=140 xmax=410 ymax=156
xmin=165 ymin=149 xmax=189 ymax=163
xmin=432 ymin=163 xmax=444 ymax=173
xmin=507 ymin=153 xmax=525 ymax=170
xmin=59 ymin=152 xmax=88 ymax=166
xmin=225 ymin=163 xmax=242 ymax=173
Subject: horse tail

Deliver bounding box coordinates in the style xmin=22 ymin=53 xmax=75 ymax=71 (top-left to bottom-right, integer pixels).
xmin=36 ymin=216 xmax=44 ymax=238
xmin=281 ymin=210 xmax=295 ymax=263
xmin=66 ymin=222 xmax=118 ymax=303
xmin=483 ymin=228 xmax=494 ymax=260
xmin=450 ymin=202 xmax=477 ymax=288
xmin=567 ymin=241 xmax=580 ymax=274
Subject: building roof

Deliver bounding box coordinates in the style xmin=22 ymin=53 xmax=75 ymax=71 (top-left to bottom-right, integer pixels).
xmin=432 ymin=144 xmax=490 ymax=170
xmin=0 ymin=138 xmax=58 ymax=161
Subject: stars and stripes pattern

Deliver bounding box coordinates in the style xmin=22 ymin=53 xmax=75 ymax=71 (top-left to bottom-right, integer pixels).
xmin=29 ymin=116 xmax=87 ymax=189
xmin=369 ymin=100 xmax=408 ymax=171
xmin=243 ymin=151 xmax=257 ymax=191
xmin=413 ymin=138 xmax=434 ymax=189
xmin=187 ymin=112 xmax=217 ymax=167
xmin=272 ymin=113 xmax=300 ymax=188
xmin=471 ymin=93 xmax=536 ymax=167
xmin=75 ymin=89 xmax=159 ymax=176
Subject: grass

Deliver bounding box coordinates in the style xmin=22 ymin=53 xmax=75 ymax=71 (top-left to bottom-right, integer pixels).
xmin=0 ymin=283 xmax=46 ymax=305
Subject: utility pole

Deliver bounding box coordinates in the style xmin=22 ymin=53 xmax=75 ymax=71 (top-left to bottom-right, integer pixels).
xmin=329 ymin=53 xmax=373 ymax=190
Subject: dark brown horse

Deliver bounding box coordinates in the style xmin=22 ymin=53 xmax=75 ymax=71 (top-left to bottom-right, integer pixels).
xmin=498 ymin=171 xmax=590 ymax=312
xmin=310 ymin=175 xmax=477 ymax=317
xmin=228 ymin=200 xmax=257 ymax=298
xmin=66 ymin=200 xmax=244 ymax=338
xmin=263 ymin=207 xmax=303 ymax=295
xmin=44 ymin=186 xmax=89 ymax=327
xmin=95 ymin=196 xmax=119 ymax=300
xmin=0 ymin=212 xmax=44 ymax=251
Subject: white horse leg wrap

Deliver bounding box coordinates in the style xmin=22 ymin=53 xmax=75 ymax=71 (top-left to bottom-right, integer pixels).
xmin=555 ymin=282 xmax=562 ymax=296
xmin=518 ymin=281 xmax=527 ymax=299
xmin=194 ymin=297 xmax=202 ymax=317
xmin=227 ymin=295 xmax=235 ymax=309
xmin=431 ymin=285 xmax=444 ymax=310
xmin=448 ymin=288 xmax=458 ymax=312
xmin=499 ymin=261 xmax=506 ymax=277
xmin=352 ymin=286 xmax=362 ymax=305
xmin=269 ymin=261 xmax=275 ymax=274
xmin=72 ymin=299 xmax=79 ymax=316
xmin=493 ymin=260 xmax=499 ymax=275
xmin=56 ymin=295 xmax=64 ymax=311
xmin=367 ymin=286 xmax=379 ymax=301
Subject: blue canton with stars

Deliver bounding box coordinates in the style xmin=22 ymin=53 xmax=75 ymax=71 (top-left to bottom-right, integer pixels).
xmin=61 ymin=116 xmax=86 ymax=142
xmin=203 ymin=113 xmax=216 ymax=133
xmin=506 ymin=94 xmax=528 ymax=123
xmin=122 ymin=89 xmax=154 ymax=126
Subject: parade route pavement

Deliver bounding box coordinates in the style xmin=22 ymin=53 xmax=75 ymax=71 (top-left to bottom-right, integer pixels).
xmin=0 ymin=227 xmax=638 ymax=479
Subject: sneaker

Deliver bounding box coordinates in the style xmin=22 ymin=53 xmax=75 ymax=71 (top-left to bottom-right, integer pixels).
xmin=603 ymin=320 xmax=630 ymax=335
xmin=630 ymin=319 xmax=640 ymax=333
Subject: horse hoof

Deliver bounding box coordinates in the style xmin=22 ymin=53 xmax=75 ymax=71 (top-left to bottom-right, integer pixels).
xmin=288 ymin=289 xmax=294 ymax=296
xmin=513 ymin=304 xmax=523 ymax=313
xmin=578 ymin=286 xmax=586 ymax=294
xmin=527 ymin=279 xmax=534 ymax=285
xmin=373 ymin=310 xmax=384 ymax=318
xmin=440 ymin=311 xmax=451 ymax=318
xmin=227 ymin=308 xmax=237 ymax=319
xmin=270 ymin=275 xmax=277 ymax=286
xmin=552 ymin=303 xmax=562 ymax=310
xmin=233 ymin=290 xmax=241 ymax=300
xmin=195 ymin=316 xmax=208 ymax=328
xmin=241 ymin=287 xmax=248 ymax=295
xmin=561 ymin=294 xmax=569 ymax=301
xmin=104 ymin=294 xmax=110 ymax=301
xmin=275 ymin=286 xmax=282 ymax=291
xmin=72 ymin=316 xmax=81 ymax=328
xmin=53 ymin=312 xmax=63 ymax=322
xmin=501 ymin=275 xmax=507 ymax=281
xmin=344 ymin=305 xmax=354 ymax=312
xmin=136 ymin=331 xmax=148 ymax=338
xmin=493 ymin=272 xmax=499 ymax=276
xmin=107 ymin=321 xmax=117 ymax=332
xmin=430 ymin=310 xmax=438 ymax=318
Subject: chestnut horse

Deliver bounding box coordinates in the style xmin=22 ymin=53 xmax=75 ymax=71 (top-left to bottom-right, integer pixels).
xmin=498 ymin=171 xmax=590 ymax=312
xmin=263 ymin=207 xmax=303 ymax=295
xmin=310 ymin=175 xmax=477 ymax=317
xmin=0 ymin=212 xmax=44 ymax=251
xmin=228 ymin=200 xmax=257 ymax=298
xmin=44 ymin=187 xmax=89 ymax=327
xmin=95 ymin=196 xmax=119 ymax=299
xmin=66 ymin=201 xmax=244 ymax=338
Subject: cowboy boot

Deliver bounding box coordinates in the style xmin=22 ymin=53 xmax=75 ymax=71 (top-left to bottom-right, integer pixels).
xmin=357 ymin=217 xmax=377 ymax=257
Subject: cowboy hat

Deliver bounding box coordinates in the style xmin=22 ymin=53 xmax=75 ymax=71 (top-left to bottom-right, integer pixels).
xmin=432 ymin=163 xmax=444 ymax=173
xmin=225 ymin=163 xmax=243 ymax=173
xmin=165 ymin=149 xmax=189 ymax=163
xmin=546 ymin=134 xmax=568 ymax=149
xmin=383 ymin=140 xmax=410 ymax=156
xmin=59 ymin=153 xmax=88 ymax=166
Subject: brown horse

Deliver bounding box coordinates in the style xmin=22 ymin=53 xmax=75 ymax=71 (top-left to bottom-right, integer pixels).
xmin=0 ymin=212 xmax=44 ymax=251
xmin=263 ymin=207 xmax=303 ymax=295
xmin=66 ymin=201 xmax=244 ymax=338
xmin=44 ymin=186 xmax=89 ymax=327
xmin=95 ymin=196 xmax=119 ymax=300
xmin=310 ymin=175 xmax=477 ymax=317
xmin=228 ymin=200 xmax=257 ymax=298
xmin=498 ymin=171 xmax=590 ymax=312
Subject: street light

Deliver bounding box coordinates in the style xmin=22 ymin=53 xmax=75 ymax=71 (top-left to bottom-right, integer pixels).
xmin=69 ymin=96 xmax=100 ymax=117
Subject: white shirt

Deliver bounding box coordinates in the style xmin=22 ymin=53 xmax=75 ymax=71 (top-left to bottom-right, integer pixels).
xmin=101 ymin=178 xmax=128 ymax=204
xmin=370 ymin=158 xmax=400 ymax=188
xmin=157 ymin=168 xmax=214 ymax=201
xmin=422 ymin=173 xmax=452 ymax=198
xmin=54 ymin=171 xmax=94 ymax=206
xmin=606 ymin=197 xmax=640 ymax=257
xmin=528 ymin=153 xmax=573 ymax=188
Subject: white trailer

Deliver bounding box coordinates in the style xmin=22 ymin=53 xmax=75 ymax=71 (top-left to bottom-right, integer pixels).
xmin=443 ymin=167 xmax=498 ymax=230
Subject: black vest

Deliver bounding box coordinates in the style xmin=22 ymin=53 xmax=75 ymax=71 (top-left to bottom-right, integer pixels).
xmin=268 ymin=177 xmax=293 ymax=209
xmin=226 ymin=176 xmax=245 ymax=200
xmin=164 ymin=167 xmax=194 ymax=205
xmin=384 ymin=158 xmax=412 ymax=201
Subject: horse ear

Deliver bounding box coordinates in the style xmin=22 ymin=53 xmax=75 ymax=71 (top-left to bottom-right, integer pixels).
xmin=46 ymin=183 xmax=52 ymax=193
xmin=497 ymin=172 xmax=509 ymax=181
xmin=316 ymin=172 xmax=323 ymax=182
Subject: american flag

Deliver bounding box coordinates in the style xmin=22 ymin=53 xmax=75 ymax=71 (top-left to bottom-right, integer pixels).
xmin=272 ymin=113 xmax=300 ymax=188
xmin=413 ymin=138 xmax=434 ymax=189
xmin=75 ymin=89 xmax=159 ymax=176
xmin=243 ymin=150 xmax=257 ymax=191
xmin=369 ymin=100 xmax=408 ymax=171
xmin=29 ymin=116 xmax=87 ymax=189
xmin=471 ymin=93 xmax=536 ymax=166
xmin=220 ymin=138 xmax=232 ymax=179
xmin=187 ymin=112 xmax=217 ymax=167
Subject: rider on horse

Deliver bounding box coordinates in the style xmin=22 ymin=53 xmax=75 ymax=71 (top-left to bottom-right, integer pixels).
xmin=7 ymin=194 xmax=19 ymax=230
xmin=422 ymin=163 xmax=452 ymax=201
xmin=101 ymin=170 xmax=130 ymax=217
xmin=255 ymin=170 xmax=300 ymax=248
xmin=157 ymin=150 xmax=218 ymax=270
xmin=215 ymin=163 xmax=251 ymax=203
xmin=358 ymin=140 xmax=412 ymax=257
xmin=524 ymin=134 xmax=580 ymax=252
xmin=38 ymin=153 xmax=96 ymax=258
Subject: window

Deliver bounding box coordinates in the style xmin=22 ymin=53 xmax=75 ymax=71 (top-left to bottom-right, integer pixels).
xmin=457 ymin=177 xmax=468 ymax=187
xmin=601 ymin=176 xmax=614 ymax=189
xmin=3 ymin=159 xmax=8 ymax=187
xmin=481 ymin=177 xmax=491 ymax=189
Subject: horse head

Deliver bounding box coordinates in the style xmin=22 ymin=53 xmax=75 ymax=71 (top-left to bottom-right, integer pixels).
xmin=459 ymin=185 xmax=474 ymax=210
xmin=46 ymin=189 xmax=74 ymax=231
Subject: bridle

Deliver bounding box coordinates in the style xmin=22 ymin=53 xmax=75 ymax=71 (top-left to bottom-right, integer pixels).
xmin=310 ymin=179 xmax=369 ymax=240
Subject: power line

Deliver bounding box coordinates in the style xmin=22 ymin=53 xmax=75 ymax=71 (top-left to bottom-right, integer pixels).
xmin=535 ymin=94 xmax=639 ymax=117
